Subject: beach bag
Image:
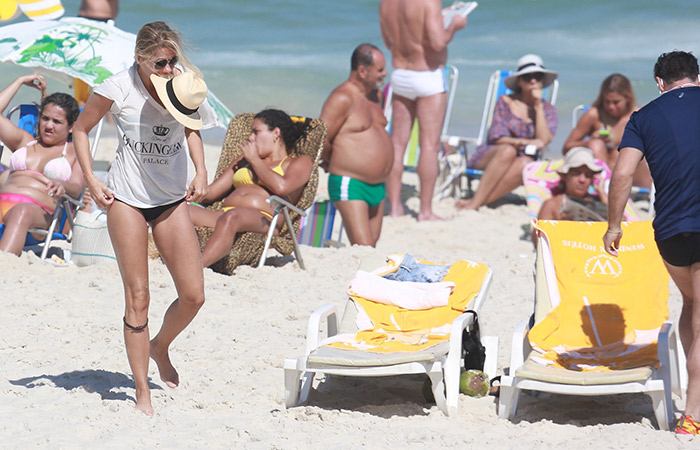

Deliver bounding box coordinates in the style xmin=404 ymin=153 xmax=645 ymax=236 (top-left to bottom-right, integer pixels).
xmin=462 ymin=310 xmax=486 ymax=371
xmin=71 ymin=210 xmax=116 ymax=266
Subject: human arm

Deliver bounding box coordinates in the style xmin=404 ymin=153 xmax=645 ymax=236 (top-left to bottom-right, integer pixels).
xmin=603 ymin=146 xmax=643 ymax=256
xmin=531 ymin=90 xmax=555 ymax=149
xmin=563 ymin=107 xmax=600 ymax=153
xmin=72 ymin=93 xmax=115 ymax=208
xmin=425 ymin=0 xmax=466 ymax=52
xmin=0 ymin=72 xmax=47 ymax=150
xmin=319 ymin=88 xmax=351 ymax=169
xmin=242 ymin=142 xmax=313 ymax=197
xmin=184 ymin=128 xmax=208 ymax=203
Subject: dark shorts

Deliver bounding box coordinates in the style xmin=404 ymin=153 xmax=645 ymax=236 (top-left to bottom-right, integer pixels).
xmin=117 ymin=197 xmax=185 ymax=223
xmin=657 ymin=232 xmax=700 ymax=267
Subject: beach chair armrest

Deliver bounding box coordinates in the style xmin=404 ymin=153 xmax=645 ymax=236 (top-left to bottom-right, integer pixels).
xmin=60 ymin=194 xmax=86 ymax=210
xmin=267 ymin=195 xmax=307 ymax=217
xmin=442 ymin=134 xmax=477 ymax=148
xmin=657 ymin=320 xmax=683 ymax=397
xmin=305 ymin=303 xmax=338 ymax=355
xmin=448 ymin=311 xmax=477 ymax=365
xmin=509 ymin=321 xmax=530 ymax=374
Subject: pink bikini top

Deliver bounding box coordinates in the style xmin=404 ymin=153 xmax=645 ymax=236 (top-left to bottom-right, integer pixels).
xmin=9 ymin=140 xmax=73 ymax=182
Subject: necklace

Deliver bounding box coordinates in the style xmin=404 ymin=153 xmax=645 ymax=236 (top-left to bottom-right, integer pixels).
xmin=666 ymin=82 xmax=698 ymax=92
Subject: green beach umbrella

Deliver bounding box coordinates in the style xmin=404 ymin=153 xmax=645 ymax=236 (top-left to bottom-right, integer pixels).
xmin=0 ymin=16 xmax=233 ymax=129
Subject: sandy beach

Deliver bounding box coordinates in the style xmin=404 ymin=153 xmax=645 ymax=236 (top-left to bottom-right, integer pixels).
xmin=0 ymin=136 xmax=690 ymax=448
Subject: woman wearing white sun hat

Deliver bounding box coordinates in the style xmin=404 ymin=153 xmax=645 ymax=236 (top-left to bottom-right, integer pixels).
xmin=72 ymin=21 xmax=216 ymax=416
xmin=456 ymin=54 xmax=559 ymax=211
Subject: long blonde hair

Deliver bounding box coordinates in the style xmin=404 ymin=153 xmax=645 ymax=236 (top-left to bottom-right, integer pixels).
xmin=134 ymin=21 xmax=201 ymax=77
xmin=592 ymin=73 xmax=635 ymax=123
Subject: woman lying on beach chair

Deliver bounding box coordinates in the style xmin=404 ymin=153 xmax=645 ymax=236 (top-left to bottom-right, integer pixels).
xmin=189 ymin=109 xmax=313 ymax=268
xmin=0 ymin=73 xmax=84 ymax=256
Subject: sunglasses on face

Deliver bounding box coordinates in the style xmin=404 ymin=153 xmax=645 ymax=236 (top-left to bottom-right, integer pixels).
xmin=154 ymin=56 xmax=178 ymax=70
xmin=520 ymin=72 xmax=544 ymax=82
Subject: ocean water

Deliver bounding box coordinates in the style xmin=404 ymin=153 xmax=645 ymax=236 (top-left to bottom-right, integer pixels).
xmin=2 ymin=0 xmax=700 ymax=153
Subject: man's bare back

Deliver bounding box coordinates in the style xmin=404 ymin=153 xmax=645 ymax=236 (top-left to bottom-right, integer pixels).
xmin=379 ymin=0 xmax=465 ymax=71
xmin=79 ymin=0 xmax=119 ymax=21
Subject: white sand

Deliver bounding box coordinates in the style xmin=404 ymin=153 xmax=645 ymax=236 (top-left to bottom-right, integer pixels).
xmin=0 ymin=139 xmax=689 ymax=448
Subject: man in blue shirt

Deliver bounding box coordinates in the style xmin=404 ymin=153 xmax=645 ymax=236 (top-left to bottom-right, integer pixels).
xmin=604 ymin=50 xmax=700 ymax=435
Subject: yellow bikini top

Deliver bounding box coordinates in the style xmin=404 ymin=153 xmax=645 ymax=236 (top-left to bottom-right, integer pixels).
xmin=232 ymin=156 xmax=288 ymax=189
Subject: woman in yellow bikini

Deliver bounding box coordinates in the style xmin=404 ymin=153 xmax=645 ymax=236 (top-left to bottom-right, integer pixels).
xmin=189 ymin=109 xmax=313 ymax=268
xmin=0 ymin=72 xmax=83 ymax=256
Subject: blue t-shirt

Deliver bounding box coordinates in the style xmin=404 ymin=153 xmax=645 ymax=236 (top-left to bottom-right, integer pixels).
xmin=620 ymin=86 xmax=700 ymax=241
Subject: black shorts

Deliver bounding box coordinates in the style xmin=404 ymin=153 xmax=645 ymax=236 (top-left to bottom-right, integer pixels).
xmin=117 ymin=198 xmax=185 ymax=223
xmin=657 ymin=232 xmax=700 ymax=267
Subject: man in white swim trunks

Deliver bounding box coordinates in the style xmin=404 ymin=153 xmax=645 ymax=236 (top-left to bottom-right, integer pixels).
xmin=320 ymin=44 xmax=394 ymax=247
xmin=379 ymin=0 xmax=466 ymax=220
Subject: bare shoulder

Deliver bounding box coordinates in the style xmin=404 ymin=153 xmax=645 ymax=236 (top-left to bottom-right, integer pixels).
xmin=321 ymin=82 xmax=356 ymax=116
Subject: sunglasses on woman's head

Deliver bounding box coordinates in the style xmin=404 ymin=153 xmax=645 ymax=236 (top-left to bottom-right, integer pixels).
xmin=154 ymin=56 xmax=178 ymax=70
xmin=521 ymin=72 xmax=544 ymax=82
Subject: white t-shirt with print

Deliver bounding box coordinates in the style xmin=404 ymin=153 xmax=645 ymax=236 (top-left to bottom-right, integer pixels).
xmin=94 ymin=64 xmax=217 ymax=208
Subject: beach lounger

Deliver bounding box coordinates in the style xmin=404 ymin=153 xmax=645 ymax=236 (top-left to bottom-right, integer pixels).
xmin=297 ymin=200 xmax=344 ymax=248
xmin=284 ymin=255 xmax=497 ymax=416
xmin=443 ymin=70 xmax=559 ymax=198
xmin=195 ymin=113 xmax=326 ymax=274
xmin=498 ymin=220 xmax=682 ymax=430
xmin=383 ymin=65 xmax=461 ymax=199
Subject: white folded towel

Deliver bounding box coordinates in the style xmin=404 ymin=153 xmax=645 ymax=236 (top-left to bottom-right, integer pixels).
xmin=347 ymin=270 xmax=455 ymax=310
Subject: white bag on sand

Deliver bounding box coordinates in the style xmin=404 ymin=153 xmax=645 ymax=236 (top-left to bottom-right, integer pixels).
xmin=71 ymin=210 xmax=116 ymax=266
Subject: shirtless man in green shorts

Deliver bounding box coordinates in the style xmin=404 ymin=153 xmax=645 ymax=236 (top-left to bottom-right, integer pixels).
xmin=320 ymin=43 xmax=394 ymax=247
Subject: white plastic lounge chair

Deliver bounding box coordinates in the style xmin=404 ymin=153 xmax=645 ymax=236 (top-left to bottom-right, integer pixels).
xmin=498 ymin=220 xmax=682 ymax=430
xmin=284 ymin=255 xmax=497 ymax=416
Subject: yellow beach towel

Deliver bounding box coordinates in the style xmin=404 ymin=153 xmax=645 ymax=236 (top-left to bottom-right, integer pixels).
xmin=529 ymin=220 xmax=669 ymax=371
xmin=328 ymin=259 xmax=490 ymax=353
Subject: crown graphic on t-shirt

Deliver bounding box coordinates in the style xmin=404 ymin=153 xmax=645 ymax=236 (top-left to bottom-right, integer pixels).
xmin=153 ymin=125 xmax=170 ymax=136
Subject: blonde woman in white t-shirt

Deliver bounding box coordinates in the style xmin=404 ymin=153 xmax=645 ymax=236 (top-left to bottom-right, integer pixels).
xmin=73 ymin=21 xmax=215 ymax=416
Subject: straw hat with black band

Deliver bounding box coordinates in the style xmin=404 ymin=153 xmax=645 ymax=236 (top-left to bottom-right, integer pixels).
xmin=151 ymin=71 xmax=208 ymax=130
xmin=504 ymin=54 xmax=558 ymax=91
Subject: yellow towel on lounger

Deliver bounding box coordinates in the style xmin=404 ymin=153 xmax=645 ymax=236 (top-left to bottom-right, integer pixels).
xmin=528 ymin=220 xmax=669 ymax=371
xmin=328 ymin=259 xmax=490 ymax=353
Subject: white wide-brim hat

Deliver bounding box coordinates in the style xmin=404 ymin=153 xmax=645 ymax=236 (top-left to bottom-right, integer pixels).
xmin=504 ymin=53 xmax=558 ymax=91
xmin=557 ymin=147 xmax=603 ymax=175
xmin=151 ymin=71 xmax=208 ymax=130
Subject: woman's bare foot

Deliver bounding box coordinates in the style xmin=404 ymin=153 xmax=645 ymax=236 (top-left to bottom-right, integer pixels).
xmin=135 ymin=387 xmax=154 ymax=416
xmin=150 ymin=339 xmax=179 ymax=388
xmin=455 ymin=199 xmax=478 ymax=211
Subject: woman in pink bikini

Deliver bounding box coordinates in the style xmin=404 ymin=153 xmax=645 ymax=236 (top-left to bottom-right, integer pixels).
xmin=188 ymin=109 xmax=312 ymax=268
xmin=0 ymin=72 xmax=83 ymax=256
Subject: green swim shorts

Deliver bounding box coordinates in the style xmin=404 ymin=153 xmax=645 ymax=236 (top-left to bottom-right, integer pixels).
xmin=328 ymin=174 xmax=386 ymax=208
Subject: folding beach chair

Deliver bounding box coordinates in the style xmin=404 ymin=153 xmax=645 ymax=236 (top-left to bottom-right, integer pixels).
xmin=297 ymin=200 xmax=344 ymax=248
xmin=498 ymin=220 xmax=682 ymax=430
xmin=284 ymin=255 xmax=498 ymax=416
xmin=195 ymin=113 xmax=326 ymax=274
xmin=444 ymin=70 xmax=559 ymax=198
xmin=383 ymin=65 xmax=461 ymax=199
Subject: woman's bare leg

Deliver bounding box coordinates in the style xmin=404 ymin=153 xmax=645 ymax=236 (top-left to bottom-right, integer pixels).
xmin=0 ymin=203 xmax=51 ymax=255
xmin=456 ymin=144 xmax=517 ymax=210
xmin=481 ymin=155 xmax=533 ymax=205
xmin=201 ymin=208 xmax=273 ymax=267
xmin=107 ymin=201 xmax=153 ymax=415
xmin=187 ymin=203 xmax=223 ymax=228
xmin=149 ymin=202 xmax=206 ymax=390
